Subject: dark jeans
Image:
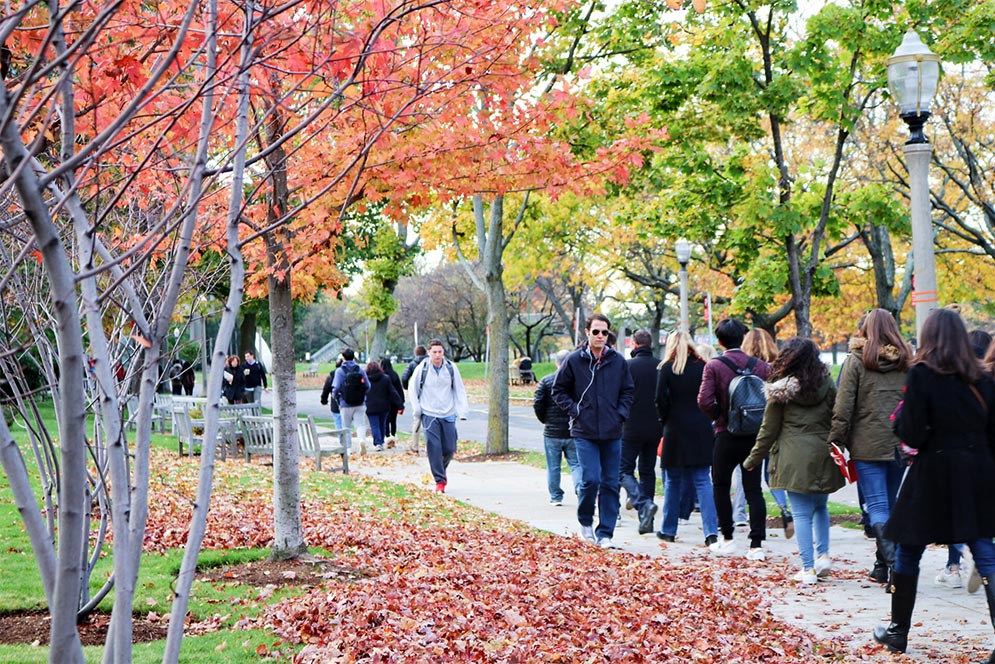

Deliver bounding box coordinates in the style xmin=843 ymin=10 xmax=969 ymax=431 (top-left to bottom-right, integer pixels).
xmin=386 ymin=408 xmax=399 ymax=437
xmin=712 ymin=431 xmax=766 ymax=545
xmin=368 ymin=411 xmax=387 ymax=447
xmin=575 ymin=437 xmax=622 ymax=541
xmin=620 ymin=436 xmax=658 ymax=510
xmin=896 ymin=538 xmax=995 ymax=577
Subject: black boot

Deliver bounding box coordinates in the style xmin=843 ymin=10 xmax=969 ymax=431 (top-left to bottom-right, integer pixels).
xmin=873 ymin=571 xmax=918 ymax=654
xmin=638 ymin=503 xmax=658 ymax=535
xmin=868 ymin=547 xmax=889 ymax=584
xmin=874 ymin=524 xmax=896 ymax=592
xmin=982 ymin=573 xmax=995 ymax=664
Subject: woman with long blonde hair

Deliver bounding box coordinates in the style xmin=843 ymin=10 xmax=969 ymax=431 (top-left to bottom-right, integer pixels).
xmin=654 ymin=330 xmax=718 ymax=545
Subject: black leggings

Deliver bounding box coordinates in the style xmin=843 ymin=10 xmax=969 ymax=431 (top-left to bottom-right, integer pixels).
xmin=386 ymin=408 xmax=398 ymax=437
xmin=712 ymin=431 xmax=766 ymax=545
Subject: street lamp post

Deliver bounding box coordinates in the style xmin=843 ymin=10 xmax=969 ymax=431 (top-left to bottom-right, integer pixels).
xmin=887 ymin=29 xmax=940 ymax=339
xmin=675 ymin=239 xmax=691 ymax=333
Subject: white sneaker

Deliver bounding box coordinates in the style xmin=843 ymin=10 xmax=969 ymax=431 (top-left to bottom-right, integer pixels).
xmin=793 ymin=569 xmax=818 ymax=585
xmin=814 ymin=555 xmax=833 ymax=577
xmin=598 ymin=537 xmax=620 ymax=549
xmin=550 ymin=498 xmax=563 ymax=506
xmin=580 ymin=525 xmax=596 ymax=543
xmin=935 ymin=566 xmax=963 ymax=588
xmin=709 ymin=539 xmax=739 ymax=556
xmin=746 ymin=547 xmax=765 ymax=561
xmin=968 ymin=563 xmax=983 ymax=594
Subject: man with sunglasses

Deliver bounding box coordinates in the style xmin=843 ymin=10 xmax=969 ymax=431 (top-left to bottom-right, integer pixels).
xmin=552 ymin=313 xmax=634 ymax=548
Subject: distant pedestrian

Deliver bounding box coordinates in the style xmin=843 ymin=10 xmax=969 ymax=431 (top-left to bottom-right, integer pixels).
xmin=243 ymin=350 xmax=267 ymax=404
xmin=873 ymin=308 xmax=995 ymax=657
xmin=320 ymin=355 xmax=344 ymax=429
xmin=655 ymin=330 xmax=718 ymax=547
xmin=401 ymin=345 xmax=428 ymax=455
xmin=365 ymin=361 xmax=404 ymax=452
xmin=331 ymin=348 xmax=370 ymax=454
xmin=744 ymin=338 xmax=841 ymax=584
xmin=533 ymin=349 xmax=580 ymax=506
xmin=697 ymin=318 xmax=770 ymax=559
xmin=620 ymin=329 xmax=662 ymax=534
xmin=410 ymin=340 xmax=469 ymax=493
xmin=552 ymin=313 xmax=634 ymax=549
xmin=222 ymin=355 xmax=246 ymax=404
xmin=380 ymin=357 xmax=404 ymax=446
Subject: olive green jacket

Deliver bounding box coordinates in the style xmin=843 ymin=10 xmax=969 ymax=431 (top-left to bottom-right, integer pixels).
xmin=827 ymin=339 xmax=907 ymax=462
xmin=745 ymin=376 xmax=843 ymax=495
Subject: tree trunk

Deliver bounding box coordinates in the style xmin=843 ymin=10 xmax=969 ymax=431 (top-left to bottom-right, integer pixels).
xmin=268 ymin=266 xmax=306 ymax=560
xmin=370 ymin=316 xmax=390 ymax=361
xmin=240 ymin=312 xmax=257 ymax=355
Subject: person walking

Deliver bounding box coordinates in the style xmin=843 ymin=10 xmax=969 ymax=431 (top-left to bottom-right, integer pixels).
xmin=320 ymin=355 xmax=345 ymax=429
xmin=552 ymin=313 xmax=634 ymax=549
xmin=243 ymin=350 xmax=267 ymax=404
xmin=872 ymin=308 xmax=995 ymax=658
xmin=742 ymin=328 xmax=793 ymax=539
xmin=401 ymin=345 xmax=428 ymax=455
xmin=533 ymin=349 xmax=581 ymax=506
xmin=410 ymin=339 xmax=469 ymax=493
xmin=364 ymin=360 xmax=403 ymax=452
xmin=655 ymin=330 xmax=718 ymax=547
xmin=330 ymin=348 xmax=370 ymax=454
xmin=222 ymin=355 xmax=246 ymax=404
xmin=620 ymin=330 xmax=662 ymax=534
xmin=697 ymin=318 xmax=770 ymax=559
xmin=380 ymin=357 xmax=404 ymax=447
xmin=827 ymin=309 xmax=910 ymax=587
xmin=744 ymin=338 xmax=842 ymax=583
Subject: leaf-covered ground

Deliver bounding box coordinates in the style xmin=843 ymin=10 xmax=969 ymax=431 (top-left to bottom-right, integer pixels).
xmin=134 ymin=449 xmax=859 ymax=662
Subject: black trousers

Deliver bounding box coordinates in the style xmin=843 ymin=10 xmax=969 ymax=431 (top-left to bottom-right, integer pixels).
xmin=712 ymin=430 xmax=766 ymax=545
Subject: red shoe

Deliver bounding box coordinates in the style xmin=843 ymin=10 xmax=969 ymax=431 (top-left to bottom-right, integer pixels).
xmin=435 ymin=482 xmax=446 ymax=493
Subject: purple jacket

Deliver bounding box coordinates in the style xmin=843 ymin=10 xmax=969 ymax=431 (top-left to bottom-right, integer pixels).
xmin=696 ymin=348 xmax=770 ymax=434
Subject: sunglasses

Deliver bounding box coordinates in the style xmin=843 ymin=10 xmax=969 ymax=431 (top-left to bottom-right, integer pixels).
xmin=589 ymin=329 xmax=610 ymax=336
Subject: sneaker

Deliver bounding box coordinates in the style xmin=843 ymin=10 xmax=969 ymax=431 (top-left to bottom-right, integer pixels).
xmin=550 ymin=498 xmax=563 ymax=506
xmin=746 ymin=547 xmax=766 ymax=561
xmin=580 ymin=525 xmax=596 ymax=543
xmin=782 ymin=513 xmax=795 ymax=540
xmin=709 ymin=539 xmax=739 ymax=556
xmin=968 ymin=565 xmax=983 ymax=594
xmin=598 ymin=537 xmax=620 ymax=549
xmin=705 ymin=535 xmax=718 ymax=547
xmin=814 ymin=555 xmax=832 ymax=577
xmin=656 ymin=532 xmax=675 ymax=543
xmin=374 ymin=444 xmax=384 ymax=452
xmin=435 ymin=482 xmax=446 ymax=493
xmin=935 ymin=566 xmax=963 ymax=588
xmin=734 ymin=520 xmax=748 ymax=528
xmin=625 ymin=498 xmax=634 ymax=511
xmin=793 ymin=569 xmax=818 ymax=585
xmin=385 ymin=436 xmax=396 ymax=449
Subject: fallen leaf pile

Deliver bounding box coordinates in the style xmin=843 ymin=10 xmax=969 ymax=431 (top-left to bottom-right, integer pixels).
xmin=133 ymin=449 xmax=855 ymax=661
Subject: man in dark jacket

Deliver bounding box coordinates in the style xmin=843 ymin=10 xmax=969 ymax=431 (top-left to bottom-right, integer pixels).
xmin=533 ymin=349 xmax=580 ymax=506
xmin=621 ymin=330 xmax=662 ymax=534
xmin=243 ymin=350 xmax=267 ymax=404
xmin=697 ymin=318 xmax=771 ymax=559
xmin=401 ymin=345 xmax=428 ymax=455
xmin=552 ymin=313 xmax=634 ymax=549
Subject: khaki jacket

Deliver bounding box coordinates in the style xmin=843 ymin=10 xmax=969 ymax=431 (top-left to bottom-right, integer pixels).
xmin=827 ymin=339 xmax=907 ymax=462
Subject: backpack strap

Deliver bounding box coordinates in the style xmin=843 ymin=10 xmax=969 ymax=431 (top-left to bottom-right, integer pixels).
xmin=418 ymin=358 xmax=455 ymax=396
xmin=717 ymin=355 xmax=742 ymax=374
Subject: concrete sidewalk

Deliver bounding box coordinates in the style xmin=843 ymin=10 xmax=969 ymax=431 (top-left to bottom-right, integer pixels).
xmin=352 ymin=454 xmax=994 ymax=662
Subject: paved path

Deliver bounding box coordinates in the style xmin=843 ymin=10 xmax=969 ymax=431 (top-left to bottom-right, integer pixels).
xmin=349 ymin=455 xmax=994 ymax=662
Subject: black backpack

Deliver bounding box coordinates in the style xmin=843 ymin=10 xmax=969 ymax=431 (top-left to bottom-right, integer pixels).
xmin=717 ymin=355 xmax=766 ymax=435
xmin=339 ymin=365 xmax=367 ymax=406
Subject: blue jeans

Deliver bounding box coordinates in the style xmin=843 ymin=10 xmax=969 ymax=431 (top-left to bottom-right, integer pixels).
xmin=787 ymin=491 xmax=830 ymax=571
xmin=368 ymin=412 xmax=387 ymax=447
xmin=661 ymin=466 xmax=718 ymax=539
xmin=854 ymin=459 xmax=904 ymax=526
xmin=765 ymin=458 xmax=790 ymax=515
xmin=575 ymin=437 xmax=622 ymax=541
xmin=544 ymin=436 xmax=581 ymax=502
xmin=896 ymin=538 xmax=995 ymax=577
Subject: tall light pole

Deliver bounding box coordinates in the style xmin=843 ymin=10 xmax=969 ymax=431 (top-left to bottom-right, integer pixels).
xmin=675 ymin=239 xmax=691 ymax=333
xmin=887 ymin=29 xmax=940 ymax=340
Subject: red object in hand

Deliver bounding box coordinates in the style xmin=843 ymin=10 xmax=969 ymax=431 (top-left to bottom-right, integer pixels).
xmin=829 ymin=443 xmax=858 ymax=483
xmin=397 ymin=409 xmax=404 ymax=415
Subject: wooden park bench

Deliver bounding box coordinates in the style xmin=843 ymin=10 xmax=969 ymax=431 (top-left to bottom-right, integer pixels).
xmin=241 ymin=415 xmax=276 ymax=462
xmin=297 ymin=415 xmax=350 ymax=474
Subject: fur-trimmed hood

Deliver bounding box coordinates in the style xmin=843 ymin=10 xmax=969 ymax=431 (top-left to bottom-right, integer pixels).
xmin=848 ymin=336 xmax=904 ymax=372
xmin=764 ymin=375 xmax=831 ymax=406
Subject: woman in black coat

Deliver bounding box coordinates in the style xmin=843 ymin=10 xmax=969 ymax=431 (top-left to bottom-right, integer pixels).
xmin=364 ymin=361 xmax=403 ymax=452
xmin=380 ymin=357 xmax=404 ymax=442
xmin=654 ymin=330 xmax=718 ymax=546
xmin=874 ymin=308 xmax=995 ymax=659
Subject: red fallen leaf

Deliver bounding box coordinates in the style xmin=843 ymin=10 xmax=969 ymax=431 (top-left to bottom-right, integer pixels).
xmin=30 ymin=250 xmax=43 ymax=264
xmin=255 ymin=643 xmax=268 ymax=656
